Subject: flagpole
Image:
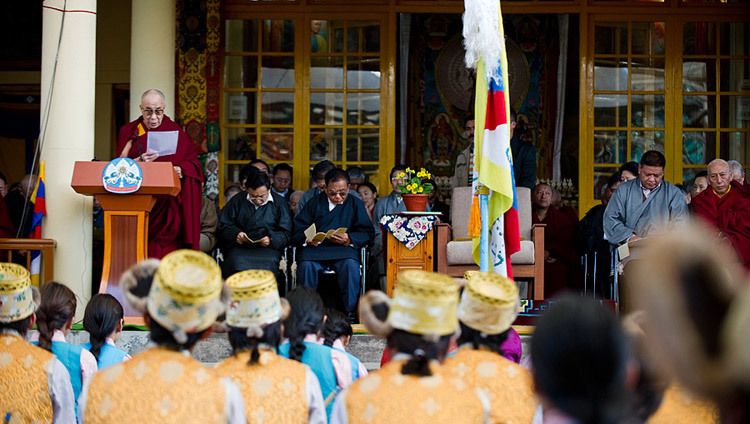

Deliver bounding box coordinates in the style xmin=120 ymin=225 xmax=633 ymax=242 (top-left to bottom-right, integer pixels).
xmin=479 ymin=186 xmax=489 ymax=272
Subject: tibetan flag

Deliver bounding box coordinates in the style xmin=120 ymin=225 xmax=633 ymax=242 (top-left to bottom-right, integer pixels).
xmin=29 ymin=161 xmax=47 ymax=286
xmin=469 ymin=8 xmax=521 ymax=278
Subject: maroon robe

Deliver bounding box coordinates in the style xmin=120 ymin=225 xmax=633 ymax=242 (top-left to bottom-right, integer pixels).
xmin=0 ymin=194 xmax=16 ymax=238
xmin=533 ymin=206 xmax=578 ymax=298
xmin=116 ymin=116 xmax=203 ymax=258
xmin=692 ymin=181 xmax=750 ymax=269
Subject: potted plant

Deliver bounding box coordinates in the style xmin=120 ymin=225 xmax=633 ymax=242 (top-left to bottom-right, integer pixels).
xmin=395 ymin=167 xmax=434 ymax=212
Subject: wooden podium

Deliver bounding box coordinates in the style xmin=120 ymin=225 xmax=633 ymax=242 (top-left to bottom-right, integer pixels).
xmin=71 ymin=161 xmax=180 ymax=324
xmin=384 ymin=213 xmax=437 ymax=297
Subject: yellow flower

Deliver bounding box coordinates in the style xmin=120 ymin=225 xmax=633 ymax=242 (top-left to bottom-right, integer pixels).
xmin=406 ymin=167 xmax=414 ymax=174
xmin=418 ymin=186 xmax=424 ymax=193
xmin=396 ymin=172 xmax=406 ymax=179
xmin=425 ymin=172 xmax=432 ymax=179
xmin=416 ymin=171 xmax=424 ymax=178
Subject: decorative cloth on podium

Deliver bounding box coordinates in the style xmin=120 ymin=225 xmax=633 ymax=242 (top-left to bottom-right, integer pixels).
xmin=80 ymin=250 xmax=246 ymax=424
xmin=0 ymin=262 xmax=76 ymax=424
xmin=379 ymin=214 xmax=439 ymax=250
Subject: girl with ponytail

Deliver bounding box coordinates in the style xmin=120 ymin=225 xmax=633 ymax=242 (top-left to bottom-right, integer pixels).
xmin=82 ymin=293 xmax=130 ymax=369
xmin=34 ymin=281 xmax=98 ymax=419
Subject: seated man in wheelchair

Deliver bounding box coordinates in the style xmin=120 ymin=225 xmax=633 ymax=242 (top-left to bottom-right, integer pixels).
xmin=292 ymin=168 xmax=374 ymax=320
xmin=218 ymin=167 xmax=292 ymax=278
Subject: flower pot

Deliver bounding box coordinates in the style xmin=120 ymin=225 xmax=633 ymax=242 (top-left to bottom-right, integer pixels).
xmin=402 ymin=193 xmax=429 ymax=212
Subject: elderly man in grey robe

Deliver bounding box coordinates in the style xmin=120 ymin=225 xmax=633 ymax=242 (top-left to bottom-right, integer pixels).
xmin=604 ymin=150 xmax=689 ymax=246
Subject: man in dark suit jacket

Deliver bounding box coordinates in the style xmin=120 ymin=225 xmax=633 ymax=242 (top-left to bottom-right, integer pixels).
xmin=509 ymin=110 xmax=537 ymax=189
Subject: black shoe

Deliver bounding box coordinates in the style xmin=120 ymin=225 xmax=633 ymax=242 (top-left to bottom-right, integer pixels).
xmin=347 ymin=311 xmax=358 ymax=325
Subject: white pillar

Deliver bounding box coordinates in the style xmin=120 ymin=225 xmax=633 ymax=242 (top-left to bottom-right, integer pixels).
xmin=41 ymin=0 xmax=97 ymax=319
xmin=130 ymin=0 xmax=176 ymax=119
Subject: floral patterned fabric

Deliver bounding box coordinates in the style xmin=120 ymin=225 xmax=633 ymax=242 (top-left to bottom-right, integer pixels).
xmin=379 ymin=214 xmax=439 ymax=250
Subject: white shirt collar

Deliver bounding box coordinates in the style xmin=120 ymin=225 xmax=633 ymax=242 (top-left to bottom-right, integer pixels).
xmin=247 ymin=192 xmax=274 ymax=209
xmin=328 ymin=198 xmax=337 ymax=211
xmin=639 ymin=180 xmax=661 ymax=198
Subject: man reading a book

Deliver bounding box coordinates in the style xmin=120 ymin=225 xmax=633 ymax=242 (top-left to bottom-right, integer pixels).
xmin=293 ymin=168 xmax=374 ymax=320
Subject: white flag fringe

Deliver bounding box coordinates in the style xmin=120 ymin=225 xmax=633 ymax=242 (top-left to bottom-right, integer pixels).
xmin=462 ymin=0 xmax=503 ymax=82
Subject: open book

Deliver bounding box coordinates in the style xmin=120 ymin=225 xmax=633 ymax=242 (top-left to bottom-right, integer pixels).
xmin=304 ymin=224 xmax=347 ymax=243
xmin=242 ymin=233 xmax=262 ymax=244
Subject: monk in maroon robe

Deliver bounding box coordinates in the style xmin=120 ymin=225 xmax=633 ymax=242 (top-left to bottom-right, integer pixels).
xmin=0 ymin=194 xmax=16 ymax=238
xmin=532 ymin=183 xmax=578 ymax=298
xmin=116 ymin=89 xmax=203 ymax=258
xmin=692 ymin=159 xmax=750 ymax=269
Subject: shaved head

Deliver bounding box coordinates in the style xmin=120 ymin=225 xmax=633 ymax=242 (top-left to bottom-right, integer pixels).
xmin=140 ymin=89 xmax=167 ymax=129
xmin=727 ymin=160 xmax=745 ymax=183
xmin=707 ymin=159 xmax=731 ymax=196
xmin=141 ymin=89 xmax=165 ymax=103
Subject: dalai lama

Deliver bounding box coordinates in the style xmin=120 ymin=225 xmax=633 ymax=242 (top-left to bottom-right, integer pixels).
xmin=116 ymin=89 xmax=203 ymax=258
xmin=692 ymin=159 xmax=750 ymax=269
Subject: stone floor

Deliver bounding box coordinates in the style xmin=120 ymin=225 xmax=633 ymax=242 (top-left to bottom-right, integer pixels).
xmin=64 ymin=330 xmax=531 ymax=370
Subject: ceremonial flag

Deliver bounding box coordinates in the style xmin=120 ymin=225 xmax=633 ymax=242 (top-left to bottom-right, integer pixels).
xmin=465 ymin=0 xmax=521 ymax=277
xmin=29 ymin=161 xmax=47 ymax=286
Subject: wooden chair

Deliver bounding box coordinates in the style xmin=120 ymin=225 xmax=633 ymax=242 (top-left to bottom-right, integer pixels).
xmin=0 ymin=238 xmax=57 ymax=285
xmin=435 ymin=186 xmax=545 ymax=299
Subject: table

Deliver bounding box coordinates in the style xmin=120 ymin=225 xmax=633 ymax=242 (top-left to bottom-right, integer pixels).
xmin=382 ymin=213 xmax=439 ymax=296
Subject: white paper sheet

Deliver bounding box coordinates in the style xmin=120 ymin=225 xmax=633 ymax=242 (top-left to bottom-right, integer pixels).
xmin=146 ymin=131 xmax=179 ymax=157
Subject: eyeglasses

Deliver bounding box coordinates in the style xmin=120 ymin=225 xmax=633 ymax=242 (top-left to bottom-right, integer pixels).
xmin=326 ymin=190 xmax=348 ymax=198
xmin=391 ymin=177 xmax=405 ymax=181
xmin=143 ymin=108 xmax=164 ymax=117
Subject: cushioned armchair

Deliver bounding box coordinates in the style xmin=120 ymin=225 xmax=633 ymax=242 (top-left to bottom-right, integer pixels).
xmin=435 ymin=186 xmax=545 ymax=299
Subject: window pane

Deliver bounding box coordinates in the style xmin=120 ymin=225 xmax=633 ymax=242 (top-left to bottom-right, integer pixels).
xmin=347 ymin=22 xmax=380 ymax=53
xmin=683 ymin=131 xmax=716 ymax=165
xmin=720 ymin=96 xmax=750 ymax=129
xmin=347 ymin=92 xmax=380 ymax=125
xmin=226 ymin=128 xmax=257 ymax=161
xmin=683 ymin=59 xmax=716 ymax=92
xmin=594 ymin=131 xmax=627 ymax=164
xmin=682 ymin=168 xmax=705 ymax=186
xmin=683 ymin=95 xmax=716 ymax=128
xmin=310 ymin=92 xmax=344 ymax=125
xmin=594 ymin=94 xmax=628 ymax=127
xmin=347 ymin=57 xmax=381 ymax=90
xmin=593 ymin=167 xmax=619 ymax=199
xmin=261 ymin=128 xmax=293 ymax=161
xmin=261 ymin=56 xmax=295 ymax=89
xmin=359 ymin=165 xmax=382 ymax=194
xmin=720 ymin=22 xmax=750 ymax=56
xmin=225 ymin=56 xmax=258 ymax=89
xmin=225 ymin=92 xmax=256 ymax=125
xmin=631 ymin=130 xmax=665 ymax=161
xmin=226 ymin=20 xmax=259 ymax=52
xmin=594 ymin=59 xmax=628 ymax=91
xmin=261 ymin=92 xmax=294 ymax=124
xmin=262 ymin=20 xmax=294 ymax=52
xmin=346 ymin=128 xmax=379 ymax=161
xmin=632 ymin=22 xmax=666 ymax=56
xmin=632 ymin=95 xmax=665 ymax=128
xmin=720 ymin=132 xmax=750 ymax=164
xmin=720 ymin=59 xmax=750 ymax=92
xmin=310 ymin=56 xmax=343 ymax=89
xmin=310 ymin=128 xmax=343 ymax=161
xmin=594 ymin=22 xmax=628 ymax=55
xmin=683 ymin=22 xmax=716 ymax=55
xmin=632 ymin=58 xmax=665 ymax=91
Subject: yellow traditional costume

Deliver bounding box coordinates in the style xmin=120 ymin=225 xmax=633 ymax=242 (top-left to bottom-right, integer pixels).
xmin=0 ymin=262 xmax=76 ymax=424
xmin=79 ymin=250 xmax=246 ymax=424
xmin=444 ymin=271 xmax=538 ymax=424
xmin=331 ymin=270 xmax=490 ymax=424
xmin=215 ymin=269 xmax=326 ymax=424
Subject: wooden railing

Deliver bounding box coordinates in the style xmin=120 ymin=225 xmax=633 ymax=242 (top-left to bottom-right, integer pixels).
xmin=0 ymin=238 xmax=56 ymax=285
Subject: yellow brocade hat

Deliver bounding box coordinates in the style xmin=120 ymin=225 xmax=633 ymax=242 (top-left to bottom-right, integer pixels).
xmin=146 ymin=250 xmax=225 ymax=341
xmin=386 ymin=270 xmax=459 ymax=337
xmin=225 ymin=270 xmax=287 ymax=333
xmin=457 ymin=272 xmax=520 ymax=335
xmin=0 ymin=263 xmax=39 ymax=323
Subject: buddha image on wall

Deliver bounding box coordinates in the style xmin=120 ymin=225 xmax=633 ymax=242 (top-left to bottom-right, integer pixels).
xmin=427 ymin=112 xmax=456 ymax=169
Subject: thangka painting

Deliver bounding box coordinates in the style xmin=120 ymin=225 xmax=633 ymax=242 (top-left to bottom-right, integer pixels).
xmin=176 ymin=0 xmax=221 ymax=198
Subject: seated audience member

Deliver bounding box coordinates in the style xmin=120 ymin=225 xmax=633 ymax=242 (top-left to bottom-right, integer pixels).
xmin=424 ymin=177 xmax=450 ymax=221
xmin=225 ymin=184 xmax=242 ymax=203
xmin=531 ymin=296 xmax=630 ymax=424
xmin=0 ymin=193 xmax=16 ymax=237
xmin=35 ymin=282 xmax=98 ymax=419
xmin=217 ymin=270 xmax=326 ymax=424
xmin=629 ymin=230 xmax=747 ymax=423
xmin=292 ymin=169 xmax=374 ymax=320
xmin=727 ymin=159 xmax=747 ymax=187
xmin=250 ymin=158 xmax=271 ymax=175
xmin=691 ymin=159 xmax=750 ymax=269
xmin=689 ymin=170 xmax=709 ymax=201
xmin=0 ymin=263 xmax=76 ymax=424
xmin=532 ymin=183 xmax=577 ymax=297
xmin=5 ymin=174 xmax=37 ymax=237
xmin=604 ymin=150 xmax=689 ymax=247
xmin=289 ymin=190 xmax=304 ymax=216
xmin=219 ymin=168 xmax=292 ymax=277
xmin=200 ymin=193 xmax=218 ymax=253
xmin=452 ymin=119 xmax=476 ymax=188
xmin=332 ymin=270 xmax=490 ymax=423
xmin=372 ymin=165 xmax=408 ymax=256
xmin=620 ymin=161 xmax=639 ymax=182
xmin=271 ymin=163 xmax=293 ymax=199
xmin=278 ymin=287 xmax=364 ymax=418
xmin=322 ymin=309 xmax=367 ymax=380
xmin=82 ymin=293 xmax=130 ymax=370
xmin=356 ymin=182 xmax=377 ymax=220
xmin=237 ymin=164 xmax=256 ymax=190
xmin=509 ymin=110 xmax=538 ymax=189
xmin=299 ymin=161 xmax=358 ymax=213
xmin=0 ymin=172 xmax=7 ymax=197
xmin=346 ymin=166 xmax=366 ymax=191
xmin=80 ymin=250 xmax=245 ymax=423
xmin=444 ymin=272 xmax=537 ymax=424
